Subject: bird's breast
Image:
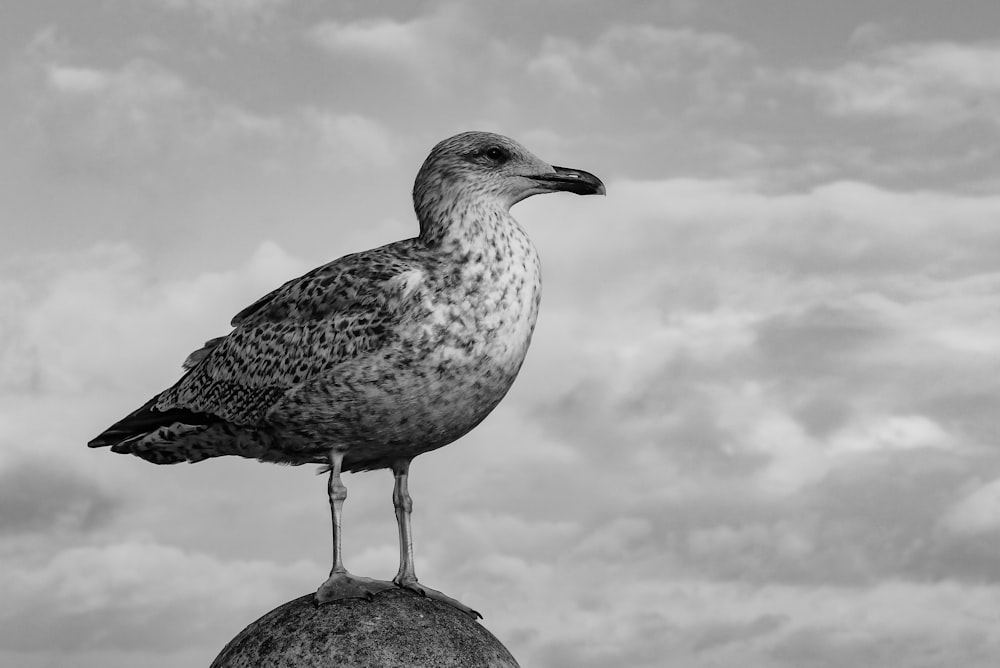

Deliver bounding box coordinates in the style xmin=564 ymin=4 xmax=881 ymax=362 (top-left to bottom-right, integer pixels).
xmin=423 ymin=228 xmax=542 ymax=377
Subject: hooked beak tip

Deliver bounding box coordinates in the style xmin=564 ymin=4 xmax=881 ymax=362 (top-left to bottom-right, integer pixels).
xmin=531 ymin=166 xmax=606 ymax=196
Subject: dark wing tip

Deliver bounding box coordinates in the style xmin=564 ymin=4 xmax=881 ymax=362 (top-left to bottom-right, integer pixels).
xmin=88 ymin=395 xmax=221 ymax=450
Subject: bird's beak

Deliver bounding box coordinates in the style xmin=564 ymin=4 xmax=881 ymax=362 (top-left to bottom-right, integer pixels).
xmin=529 ymin=166 xmax=606 ymax=196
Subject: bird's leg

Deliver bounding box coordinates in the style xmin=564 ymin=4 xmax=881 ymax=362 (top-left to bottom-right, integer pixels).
xmin=390 ymin=458 xmax=481 ymax=619
xmin=392 ymin=458 xmax=417 ymax=584
xmin=315 ymin=448 xmax=394 ymax=604
xmin=328 ymin=448 xmax=349 ymax=576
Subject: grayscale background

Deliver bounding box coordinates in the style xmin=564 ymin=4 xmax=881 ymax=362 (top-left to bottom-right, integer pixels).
xmin=2 ymin=1 xmax=1000 ymax=666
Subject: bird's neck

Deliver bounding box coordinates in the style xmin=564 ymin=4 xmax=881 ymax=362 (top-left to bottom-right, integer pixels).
xmin=417 ymin=197 xmax=522 ymax=255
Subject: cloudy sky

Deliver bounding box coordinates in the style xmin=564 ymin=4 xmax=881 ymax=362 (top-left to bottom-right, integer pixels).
xmin=3 ymin=1 xmax=1000 ymax=666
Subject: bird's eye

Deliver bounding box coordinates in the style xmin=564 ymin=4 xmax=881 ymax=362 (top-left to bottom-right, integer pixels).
xmin=484 ymin=146 xmax=510 ymax=163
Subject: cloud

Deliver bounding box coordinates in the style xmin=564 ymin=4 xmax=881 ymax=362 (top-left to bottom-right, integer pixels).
xmin=0 ymin=457 xmax=118 ymax=534
xmin=0 ymin=539 xmax=315 ymax=651
xmin=944 ymin=478 xmax=1000 ymax=534
xmin=40 ymin=59 xmax=195 ymax=157
xmin=22 ymin=55 xmax=274 ymax=169
xmin=507 ymin=175 xmax=1000 ymax=593
xmin=307 ymin=16 xmax=428 ymax=60
xmin=0 ymin=241 xmax=308 ymax=400
xmin=526 ymin=24 xmax=756 ymax=111
xmin=45 ymin=65 xmax=116 ymax=95
xmin=512 ymin=577 xmax=1000 ymax=668
xmin=299 ymin=109 xmax=396 ymax=168
xmin=304 ymin=6 xmax=495 ymax=88
xmin=144 ymin=0 xmax=287 ymax=35
xmin=797 ymin=41 xmax=1000 ymax=129
xmin=828 ymin=415 xmax=952 ymax=455
xmin=8 ymin=35 xmax=397 ymax=178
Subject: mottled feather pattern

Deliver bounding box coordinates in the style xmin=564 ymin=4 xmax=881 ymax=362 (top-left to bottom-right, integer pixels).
xmin=158 ymin=243 xmax=427 ymax=425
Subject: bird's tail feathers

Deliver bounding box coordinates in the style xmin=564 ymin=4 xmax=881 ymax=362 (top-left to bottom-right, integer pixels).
xmin=88 ymin=394 xmax=219 ymax=451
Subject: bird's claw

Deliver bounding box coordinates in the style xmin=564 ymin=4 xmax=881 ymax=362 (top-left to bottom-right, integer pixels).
xmin=394 ymin=576 xmax=482 ymax=619
xmin=315 ymin=572 xmax=395 ymax=604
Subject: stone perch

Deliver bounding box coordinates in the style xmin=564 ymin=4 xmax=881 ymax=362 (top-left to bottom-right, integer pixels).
xmin=211 ymin=589 xmax=520 ymax=668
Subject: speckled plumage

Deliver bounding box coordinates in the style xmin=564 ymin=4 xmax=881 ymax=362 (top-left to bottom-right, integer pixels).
xmin=89 ymin=131 xmax=604 ymax=473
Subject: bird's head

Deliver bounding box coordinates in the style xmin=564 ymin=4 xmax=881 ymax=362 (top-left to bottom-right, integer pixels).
xmin=413 ymin=131 xmax=605 ymax=235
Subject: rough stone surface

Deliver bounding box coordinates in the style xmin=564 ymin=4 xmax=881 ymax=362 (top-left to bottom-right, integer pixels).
xmin=211 ymin=588 xmax=520 ymax=668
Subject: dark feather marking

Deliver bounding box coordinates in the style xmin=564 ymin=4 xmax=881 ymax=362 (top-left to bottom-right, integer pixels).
xmin=87 ymin=394 xmax=220 ymax=449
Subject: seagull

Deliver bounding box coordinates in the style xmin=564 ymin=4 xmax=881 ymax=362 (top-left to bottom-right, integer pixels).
xmin=89 ymin=131 xmax=605 ymax=617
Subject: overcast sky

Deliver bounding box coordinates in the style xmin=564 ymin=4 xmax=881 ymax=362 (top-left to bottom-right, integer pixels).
xmin=3 ymin=1 xmax=1000 ymax=666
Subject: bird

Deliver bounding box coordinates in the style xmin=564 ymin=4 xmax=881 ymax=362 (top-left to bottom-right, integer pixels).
xmin=89 ymin=130 xmax=605 ymax=617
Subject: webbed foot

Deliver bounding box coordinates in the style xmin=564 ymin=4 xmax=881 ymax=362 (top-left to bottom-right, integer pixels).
xmin=315 ymin=572 xmax=395 ymax=604
xmin=394 ymin=575 xmax=481 ymax=619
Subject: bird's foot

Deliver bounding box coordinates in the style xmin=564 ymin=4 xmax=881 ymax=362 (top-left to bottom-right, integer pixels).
xmin=315 ymin=572 xmax=395 ymax=604
xmin=394 ymin=575 xmax=482 ymax=619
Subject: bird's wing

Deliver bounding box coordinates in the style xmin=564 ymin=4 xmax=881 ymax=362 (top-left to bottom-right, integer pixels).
xmin=156 ymin=245 xmax=426 ymax=425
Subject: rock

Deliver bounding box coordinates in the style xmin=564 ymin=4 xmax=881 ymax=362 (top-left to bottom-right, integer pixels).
xmin=211 ymin=588 xmax=520 ymax=668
